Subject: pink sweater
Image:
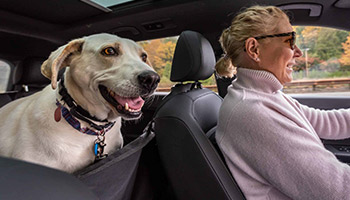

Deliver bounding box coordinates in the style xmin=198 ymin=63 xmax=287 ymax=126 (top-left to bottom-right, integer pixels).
xmin=216 ymin=68 xmax=350 ymax=200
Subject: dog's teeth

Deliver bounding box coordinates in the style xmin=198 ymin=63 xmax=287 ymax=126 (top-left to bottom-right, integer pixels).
xmin=125 ymin=103 xmax=129 ymax=111
xmin=122 ymin=102 xmax=142 ymax=113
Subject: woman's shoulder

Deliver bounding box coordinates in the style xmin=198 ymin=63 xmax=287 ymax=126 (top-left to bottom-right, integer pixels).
xmin=221 ymin=87 xmax=292 ymax=125
xmin=225 ymin=86 xmax=277 ymax=108
xmin=220 ymin=90 xmax=268 ymax=124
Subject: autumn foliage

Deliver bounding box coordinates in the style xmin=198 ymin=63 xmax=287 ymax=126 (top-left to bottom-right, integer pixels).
xmin=340 ymin=35 xmax=350 ymax=67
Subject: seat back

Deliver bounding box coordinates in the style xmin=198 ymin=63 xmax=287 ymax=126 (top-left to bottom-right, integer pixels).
xmin=12 ymin=57 xmax=50 ymax=99
xmin=154 ymin=31 xmax=245 ymax=200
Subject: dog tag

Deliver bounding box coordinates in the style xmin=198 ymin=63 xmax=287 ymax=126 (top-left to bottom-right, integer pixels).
xmin=54 ymin=107 xmax=62 ymax=122
xmin=94 ymin=141 xmax=108 ymax=160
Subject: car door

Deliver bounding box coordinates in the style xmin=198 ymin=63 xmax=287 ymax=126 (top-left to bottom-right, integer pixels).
xmin=292 ymin=94 xmax=350 ymax=164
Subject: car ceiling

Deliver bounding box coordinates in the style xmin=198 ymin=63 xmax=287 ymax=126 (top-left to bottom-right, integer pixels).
xmin=0 ymin=0 xmax=349 ymax=60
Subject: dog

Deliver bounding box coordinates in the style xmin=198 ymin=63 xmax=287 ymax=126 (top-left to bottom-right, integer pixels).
xmin=0 ymin=33 xmax=160 ymax=173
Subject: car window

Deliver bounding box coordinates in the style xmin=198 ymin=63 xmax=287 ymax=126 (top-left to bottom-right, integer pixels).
xmin=139 ymin=26 xmax=350 ymax=95
xmin=138 ymin=36 xmax=216 ymax=92
xmin=284 ymin=26 xmax=350 ymax=95
xmin=0 ymin=60 xmax=11 ymax=93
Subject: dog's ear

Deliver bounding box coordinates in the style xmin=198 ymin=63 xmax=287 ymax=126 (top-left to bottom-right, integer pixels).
xmin=41 ymin=38 xmax=85 ymax=89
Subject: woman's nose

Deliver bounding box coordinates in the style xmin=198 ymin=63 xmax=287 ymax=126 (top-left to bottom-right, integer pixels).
xmin=294 ymin=45 xmax=303 ymax=57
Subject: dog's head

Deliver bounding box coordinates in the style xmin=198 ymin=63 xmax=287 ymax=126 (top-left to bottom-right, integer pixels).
xmin=41 ymin=33 xmax=160 ymax=121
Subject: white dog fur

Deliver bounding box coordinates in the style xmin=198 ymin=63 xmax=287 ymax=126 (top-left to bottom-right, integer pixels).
xmin=0 ymin=33 xmax=159 ymax=173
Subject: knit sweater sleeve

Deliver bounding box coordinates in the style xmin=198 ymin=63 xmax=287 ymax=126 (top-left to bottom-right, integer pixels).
xmin=218 ymin=99 xmax=350 ymax=200
xmin=293 ymin=98 xmax=350 ymax=140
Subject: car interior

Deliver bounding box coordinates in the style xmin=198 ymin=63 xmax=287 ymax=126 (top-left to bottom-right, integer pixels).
xmin=0 ymin=0 xmax=350 ymax=199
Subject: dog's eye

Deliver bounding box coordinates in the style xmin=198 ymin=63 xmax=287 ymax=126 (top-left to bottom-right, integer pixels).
xmin=102 ymin=47 xmax=118 ymax=56
xmin=141 ymin=53 xmax=147 ymax=62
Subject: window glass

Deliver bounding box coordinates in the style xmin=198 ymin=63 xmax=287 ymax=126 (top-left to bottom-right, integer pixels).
xmin=0 ymin=60 xmax=11 ymax=93
xmin=138 ymin=36 xmax=216 ymax=91
xmin=283 ymin=26 xmax=350 ymax=94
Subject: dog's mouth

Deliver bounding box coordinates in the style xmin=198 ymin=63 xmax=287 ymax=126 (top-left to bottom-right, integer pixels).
xmin=99 ymin=85 xmax=144 ymax=119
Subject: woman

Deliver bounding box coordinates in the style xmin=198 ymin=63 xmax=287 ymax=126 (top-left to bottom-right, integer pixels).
xmin=216 ymin=5 xmax=350 ymax=200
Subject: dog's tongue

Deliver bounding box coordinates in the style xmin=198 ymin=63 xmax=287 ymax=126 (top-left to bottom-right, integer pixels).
xmin=114 ymin=96 xmax=144 ymax=110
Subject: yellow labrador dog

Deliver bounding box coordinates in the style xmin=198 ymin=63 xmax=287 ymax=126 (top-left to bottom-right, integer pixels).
xmin=0 ymin=33 xmax=159 ymax=173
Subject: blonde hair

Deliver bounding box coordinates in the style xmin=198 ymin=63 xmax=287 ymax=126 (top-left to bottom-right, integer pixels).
xmin=215 ymin=56 xmax=236 ymax=78
xmin=215 ymin=5 xmax=289 ymax=77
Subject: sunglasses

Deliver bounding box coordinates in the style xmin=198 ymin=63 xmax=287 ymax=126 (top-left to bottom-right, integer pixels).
xmin=254 ymin=31 xmax=296 ymax=50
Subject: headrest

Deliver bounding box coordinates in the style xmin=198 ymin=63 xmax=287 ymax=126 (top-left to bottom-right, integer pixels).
xmin=170 ymin=30 xmax=215 ymax=82
xmin=13 ymin=57 xmax=49 ymax=85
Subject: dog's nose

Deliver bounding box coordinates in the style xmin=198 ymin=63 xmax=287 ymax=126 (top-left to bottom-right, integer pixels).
xmin=138 ymin=71 xmax=160 ymax=91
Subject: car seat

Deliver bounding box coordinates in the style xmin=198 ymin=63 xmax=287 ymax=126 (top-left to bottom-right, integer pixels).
xmin=153 ymin=30 xmax=245 ymax=200
xmin=12 ymin=57 xmax=50 ymax=99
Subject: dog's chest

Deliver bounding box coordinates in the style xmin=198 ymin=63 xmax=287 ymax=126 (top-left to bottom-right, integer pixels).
xmin=41 ymin=121 xmax=123 ymax=172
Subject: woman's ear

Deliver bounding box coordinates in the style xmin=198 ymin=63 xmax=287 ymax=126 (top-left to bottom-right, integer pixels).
xmin=245 ymin=37 xmax=260 ymax=62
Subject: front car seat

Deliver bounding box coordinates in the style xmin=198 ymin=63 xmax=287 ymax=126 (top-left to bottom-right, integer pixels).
xmin=154 ymin=30 xmax=245 ymax=200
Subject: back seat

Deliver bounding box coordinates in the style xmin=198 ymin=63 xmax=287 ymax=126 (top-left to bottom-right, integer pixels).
xmin=0 ymin=57 xmax=49 ymax=108
xmin=12 ymin=57 xmax=49 ymax=99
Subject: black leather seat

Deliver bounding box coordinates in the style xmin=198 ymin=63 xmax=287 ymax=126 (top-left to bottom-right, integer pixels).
xmin=12 ymin=57 xmax=50 ymax=99
xmin=154 ymin=30 xmax=245 ymax=200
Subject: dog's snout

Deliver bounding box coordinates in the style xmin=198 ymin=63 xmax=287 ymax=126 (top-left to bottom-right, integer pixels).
xmin=138 ymin=71 xmax=160 ymax=91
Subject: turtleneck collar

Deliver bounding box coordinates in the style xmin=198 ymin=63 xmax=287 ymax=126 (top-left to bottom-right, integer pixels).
xmin=234 ymin=68 xmax=283 ymax=93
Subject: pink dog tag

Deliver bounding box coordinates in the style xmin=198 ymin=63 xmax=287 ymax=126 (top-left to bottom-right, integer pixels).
xmin=54 ymin=107 xmax=61 ymax=122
